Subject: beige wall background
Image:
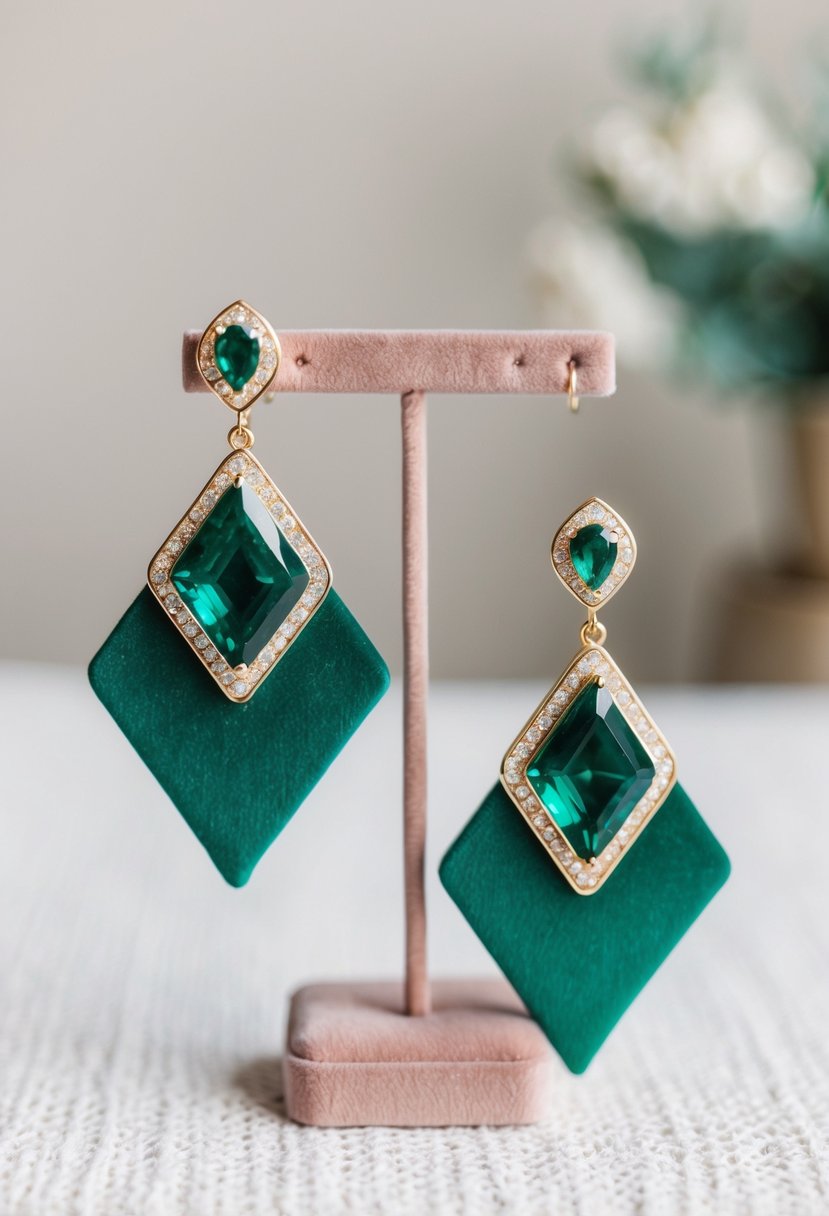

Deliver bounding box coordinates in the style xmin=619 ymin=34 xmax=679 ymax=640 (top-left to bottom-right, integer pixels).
xmin=1 ymin=0 xmax=821 ymax=680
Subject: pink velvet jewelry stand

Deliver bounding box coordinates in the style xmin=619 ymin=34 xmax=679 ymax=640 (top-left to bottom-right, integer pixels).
xmin=183 ymin=329 xmax=616 ymax=1126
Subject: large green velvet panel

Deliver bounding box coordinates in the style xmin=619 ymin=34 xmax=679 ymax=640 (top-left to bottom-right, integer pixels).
xmin=89 ymin=588 xmax=389 ymax=887
xmin=439 ymin=781 xmax=730 ymax=1074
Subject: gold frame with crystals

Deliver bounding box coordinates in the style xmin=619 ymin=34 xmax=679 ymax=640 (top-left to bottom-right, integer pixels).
xmin=196 ymin=300 xmax=282 ymax=412
xmin=551 ymin=497 xmax=637 ymax=610
xmin=499 ymin=645 xmax=677 ymax=895
xmin=147 ymin=449 xmax=332 ymax=703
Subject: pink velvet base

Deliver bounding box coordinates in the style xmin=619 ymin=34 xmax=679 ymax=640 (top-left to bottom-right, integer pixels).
xmin=283 ymin=979 xmax=555 ymax=1127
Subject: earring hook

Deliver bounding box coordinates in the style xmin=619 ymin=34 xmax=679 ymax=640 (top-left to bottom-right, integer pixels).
xmin=567 ymin=360 xmax=579 ymax=414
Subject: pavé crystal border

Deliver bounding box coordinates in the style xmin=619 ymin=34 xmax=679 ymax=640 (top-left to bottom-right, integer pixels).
xmin=147 ymin=449 xmax=331 ymax=703
xmin=196 ymin=299 xmax=281 ymax=411
xmin=551 ymin=497 xmax=637 ymax=609
xmin=499 ymin=645 xmax=676 ymax=895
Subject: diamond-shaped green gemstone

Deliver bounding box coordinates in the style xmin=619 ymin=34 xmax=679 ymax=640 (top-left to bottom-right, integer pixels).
xmin=569 ymin=524 xmax=617 ymax=589
xmin=527 ymin=680 xmax=655 ymax=859
xmin=214 ymin=325 xmax=260 ymax=390
xmin=171 ymin=484 xmax=309 ymax=666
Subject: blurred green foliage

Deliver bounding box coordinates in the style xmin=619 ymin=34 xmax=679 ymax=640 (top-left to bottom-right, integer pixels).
xmin=579 ymin=21 xmax=829 ymax=396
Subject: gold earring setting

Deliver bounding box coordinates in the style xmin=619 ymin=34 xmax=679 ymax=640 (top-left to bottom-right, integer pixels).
xmin=500 ymin=498 xmax=676 ymax=895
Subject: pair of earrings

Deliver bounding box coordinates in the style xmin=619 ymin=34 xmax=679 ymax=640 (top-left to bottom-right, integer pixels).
xmin=90 ymin=302 xmax=729 ymax=1072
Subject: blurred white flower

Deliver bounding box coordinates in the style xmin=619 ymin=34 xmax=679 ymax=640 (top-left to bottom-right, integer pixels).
xmin=585 ymin=74 xmax=814 ymax=234
xmin=526 ymin=217 xmax=681 ymax=367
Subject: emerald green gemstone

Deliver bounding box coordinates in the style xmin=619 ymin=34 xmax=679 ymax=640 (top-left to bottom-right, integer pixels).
xmin=527 ymin=680 xmax=654 ymax=859
xmin=171 ymin=484 xmax=309 ymax=666
xmin=214 ymin=325 xmax=260 ymax=390
xmin=569 ymin=524 xmax=617 ymax=589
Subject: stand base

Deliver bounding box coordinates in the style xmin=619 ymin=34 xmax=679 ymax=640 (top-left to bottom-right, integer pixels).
xmin=282 ymin=979 xmax=555 ymax=1127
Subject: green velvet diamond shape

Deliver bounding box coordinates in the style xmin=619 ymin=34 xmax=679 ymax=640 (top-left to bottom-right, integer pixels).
xmin=89 ymin=587 xmax=389 ymax=886
xmin=440 ymin=781 xmax=730 ymax=1073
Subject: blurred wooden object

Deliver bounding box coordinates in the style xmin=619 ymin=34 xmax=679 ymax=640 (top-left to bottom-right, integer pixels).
xmin=710 ymin=567 xmax=829 ymax=682
xmin=792 ymin=401 xmax=829 ymax=579
xmin=711 ymin=401 xmax=829 ymax=682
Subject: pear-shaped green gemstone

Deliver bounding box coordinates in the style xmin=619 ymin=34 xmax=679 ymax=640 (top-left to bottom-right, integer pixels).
xmin=214 ymin=325 xmax=260 ymax=390
xmin=569 ymin=524 xmax=617 ymax=590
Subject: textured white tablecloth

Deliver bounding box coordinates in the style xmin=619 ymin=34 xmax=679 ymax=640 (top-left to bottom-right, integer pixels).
xmin=0 ymin=665 xmax=827 ymax=1215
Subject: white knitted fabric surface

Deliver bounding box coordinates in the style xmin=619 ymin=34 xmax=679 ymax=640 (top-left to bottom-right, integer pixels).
xmin=0 ymin=667 xmax=827 ymax=1215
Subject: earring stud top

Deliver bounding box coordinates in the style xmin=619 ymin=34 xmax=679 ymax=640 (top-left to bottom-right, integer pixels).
xmin=196 ymin=300 xmax=281 ymax=415
xmin=551 ymin=497 xmax=636 ymax=611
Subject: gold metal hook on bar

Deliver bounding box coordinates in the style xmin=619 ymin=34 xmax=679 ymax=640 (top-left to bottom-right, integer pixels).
xmin=567 ymin=360 xmax=579 ymax=414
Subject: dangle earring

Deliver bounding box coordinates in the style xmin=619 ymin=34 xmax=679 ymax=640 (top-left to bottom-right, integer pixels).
xmin=90 ymin=302 xmax=389 ymax=885
xmin=440 ymin=498 xmax=730 ymax=1071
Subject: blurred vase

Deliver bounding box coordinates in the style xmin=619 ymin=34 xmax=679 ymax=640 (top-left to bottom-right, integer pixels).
xmin=709 ymin=393 xmax=829 ymax=681
xmin=791 ymin=398 xmax=829 ymax=578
